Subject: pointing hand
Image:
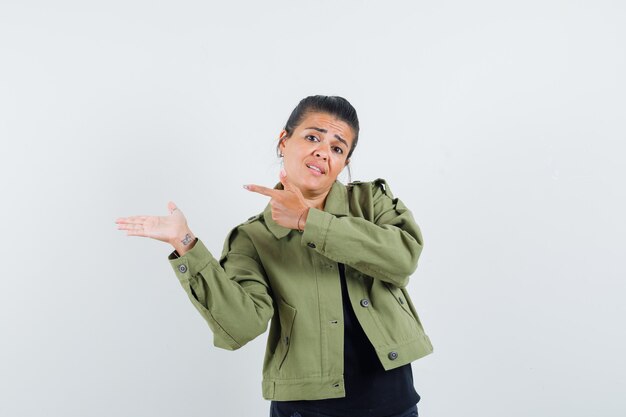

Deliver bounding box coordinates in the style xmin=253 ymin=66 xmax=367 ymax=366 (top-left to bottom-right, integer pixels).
xmin=245 ymin=170 xmax=310 ymax=231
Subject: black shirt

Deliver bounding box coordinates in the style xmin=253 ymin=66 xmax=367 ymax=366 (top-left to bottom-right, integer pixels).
xmin=271 ymin=263 xmax=420 ymax=417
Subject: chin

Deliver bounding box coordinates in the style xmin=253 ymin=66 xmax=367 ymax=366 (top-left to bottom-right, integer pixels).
xmin=306 ymin=177 xmax=333 ymax=190
xmin=294 ymin=176 xmax=324 ymax=191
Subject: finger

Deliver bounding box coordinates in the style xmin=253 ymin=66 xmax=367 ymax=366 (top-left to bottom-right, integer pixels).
xmin=167 ymin=201 xmax=178 ymax=214
xmin=115 ymin=216 xmax=148 ymax=224
xmin=244 ymin=184 xmax=278 ymax=197
xmin=126 ymin=230 xmax=148 ymax=237
xmin=279 ymin=168 xmax=294 ymax=192
xmin=116 ymin=216 xmax=148 ymax=224
xmin=280 ymin=171 xmax=304 ymax=199
xmin=117 ymin=222 xmax=144 ymax=231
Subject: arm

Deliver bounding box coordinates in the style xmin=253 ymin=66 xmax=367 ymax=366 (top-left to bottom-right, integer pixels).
xmin=168 ymin=227 xmax=274 ymax=350
xmin=301 ymin=179 xmax=423 ymax=287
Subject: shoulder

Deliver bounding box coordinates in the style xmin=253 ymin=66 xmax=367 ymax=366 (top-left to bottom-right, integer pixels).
xmin=229 ymin=212 xmax=266 ymax=238
xmin=347 ymin=178 xmax=395 ymax=199
xmin=220 ymin=212 xmax=266 ymax=258
xmin=244 ymin=212 xmax=264 ymax=224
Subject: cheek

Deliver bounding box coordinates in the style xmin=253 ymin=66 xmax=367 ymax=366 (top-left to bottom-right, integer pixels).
xmin=331 ymin=155 xmax=348 ymax=168
xmin=285 ymin=155 xmax=303 ymax=174
xmin=286 ymin=147 xmax=308 ymax=163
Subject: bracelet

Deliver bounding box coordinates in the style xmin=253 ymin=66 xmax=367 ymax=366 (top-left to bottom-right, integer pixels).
xmin=297 ymin=208 xmax=307 ymax=232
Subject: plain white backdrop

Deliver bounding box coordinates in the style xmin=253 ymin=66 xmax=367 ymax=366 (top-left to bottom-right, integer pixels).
xmin=1 ymin=1 xmax=625 ymax=416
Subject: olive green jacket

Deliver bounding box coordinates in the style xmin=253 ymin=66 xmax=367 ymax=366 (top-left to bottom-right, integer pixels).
xmin=167 ymin=179 xmax=433 ymax=401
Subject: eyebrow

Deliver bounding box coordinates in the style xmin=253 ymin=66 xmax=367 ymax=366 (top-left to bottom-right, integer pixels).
xmin=304 ymin=127 xmax=349 ymax=149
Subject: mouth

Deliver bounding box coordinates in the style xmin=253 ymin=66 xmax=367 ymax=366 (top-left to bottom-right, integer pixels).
xmin=306 ymin=163 xmax=326 ymax=175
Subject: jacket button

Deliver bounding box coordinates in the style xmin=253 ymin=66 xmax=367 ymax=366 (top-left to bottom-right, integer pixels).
xmin=307 ymin=242 xmax=316 ymax=249
xmin=388 ymin=351 xmax=398 ymax=360
xmin=360 ymin=299 xmax=370 ymax=307
xmin=178 ymin=264 xmax=188 ymax=273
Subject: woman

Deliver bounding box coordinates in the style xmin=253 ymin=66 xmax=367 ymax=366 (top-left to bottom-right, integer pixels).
xmin=115 ymin=96 xmax=433 ymax=417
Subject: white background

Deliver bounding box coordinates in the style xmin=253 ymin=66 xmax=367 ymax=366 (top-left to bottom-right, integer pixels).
xmin=1 ymin=1 xmax=625 ymax=416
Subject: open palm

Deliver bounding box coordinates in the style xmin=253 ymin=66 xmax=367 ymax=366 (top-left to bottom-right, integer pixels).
xmin=115 ymin=201 xmax=188 ymax=244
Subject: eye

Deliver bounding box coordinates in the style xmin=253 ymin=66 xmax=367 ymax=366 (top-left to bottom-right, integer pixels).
xmin=305 ymin=135 xmax=320 ymax=142
xmin=332 ymin=146 xmax=344 ymax=154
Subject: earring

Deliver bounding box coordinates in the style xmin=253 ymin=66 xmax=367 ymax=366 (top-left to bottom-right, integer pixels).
xmin=279 ymin=136 xmax=287 ymax=157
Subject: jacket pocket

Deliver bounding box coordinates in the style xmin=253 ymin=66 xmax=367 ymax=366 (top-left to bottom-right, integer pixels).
xmin=276 ymin=298 xmax=297 ymax=371
xmin=385 ymin=283 xmax=418 ymax=322
xmin=401 ymin=287 xmax=426 ymax=329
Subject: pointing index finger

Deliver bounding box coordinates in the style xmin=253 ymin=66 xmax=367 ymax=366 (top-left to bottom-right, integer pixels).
xmin=244 ymin=184 xmax=279 ymax=198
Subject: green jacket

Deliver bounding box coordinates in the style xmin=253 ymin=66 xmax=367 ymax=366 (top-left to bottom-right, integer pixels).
xmin=167 ymin=179 xmax=433 ymax=401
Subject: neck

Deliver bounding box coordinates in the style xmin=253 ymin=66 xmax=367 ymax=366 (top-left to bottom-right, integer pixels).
xmin=301 ymin=188 xmax=331 ymax=210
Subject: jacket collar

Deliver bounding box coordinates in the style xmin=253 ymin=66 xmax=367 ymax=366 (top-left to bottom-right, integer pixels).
xmin=263 ymin=180 xmax=349 ymax=239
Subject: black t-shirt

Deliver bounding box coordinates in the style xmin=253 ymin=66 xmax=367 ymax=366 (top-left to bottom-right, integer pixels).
xmin=271 ymin=263 xmax=420 ymax=417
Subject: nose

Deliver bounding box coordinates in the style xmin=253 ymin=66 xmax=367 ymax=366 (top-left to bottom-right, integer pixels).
xmin=315 ymin=151 xmax=327 ymax=161
xmin=314 ymin=143 xmax=329 ymax=161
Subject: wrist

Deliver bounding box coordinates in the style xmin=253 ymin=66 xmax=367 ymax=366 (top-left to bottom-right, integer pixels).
xmin=172 ymin=229 xmax=197 ymax=256
xmin=297 ymin=208 xmax=309 ymax=232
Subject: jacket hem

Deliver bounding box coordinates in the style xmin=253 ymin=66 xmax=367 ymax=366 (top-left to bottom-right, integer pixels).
xmin=262 ymin=374 xmax=346 ymax=401
xmin=262 ymin=334 xmax=433 ymax=400
xmin=375 ymin=334 xmax=434 ymax=371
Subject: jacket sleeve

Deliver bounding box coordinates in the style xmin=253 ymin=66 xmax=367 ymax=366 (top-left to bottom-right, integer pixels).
xmin=300 ymin=179 xmax=423 ymax=287
xmin=167 ymin=226 xmax=274 ymax=350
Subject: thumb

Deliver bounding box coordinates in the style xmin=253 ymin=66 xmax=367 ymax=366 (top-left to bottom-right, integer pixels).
xmin=167 ymin=201 xmax=178 ymax=214
xmin=280 ymin=169 xmax=304 ymax=199
xmin=279 ymin=168 xmax=293 ymax=190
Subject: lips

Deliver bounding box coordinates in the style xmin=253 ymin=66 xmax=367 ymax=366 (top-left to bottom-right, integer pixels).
xmin=306 ymin=162 xmax=326 ymax=175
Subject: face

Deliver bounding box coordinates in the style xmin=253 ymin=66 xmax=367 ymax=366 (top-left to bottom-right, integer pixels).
xmin=279 ymin=112 xmax=354 ymax=197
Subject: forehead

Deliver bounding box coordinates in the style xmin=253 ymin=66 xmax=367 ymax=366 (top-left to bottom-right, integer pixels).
xmin=296 ymin=112 xmax=354 ymax=146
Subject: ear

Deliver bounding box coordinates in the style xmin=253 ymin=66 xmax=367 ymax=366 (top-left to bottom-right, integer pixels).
xmin=278 ymin=129 xmax=288 ymax=151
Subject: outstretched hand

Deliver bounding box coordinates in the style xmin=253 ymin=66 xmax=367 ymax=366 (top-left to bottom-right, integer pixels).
xmin=115 ymin=201 xmax=193 ymax=246
xmin=245 ymin=170 xmax=310 ymax=231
